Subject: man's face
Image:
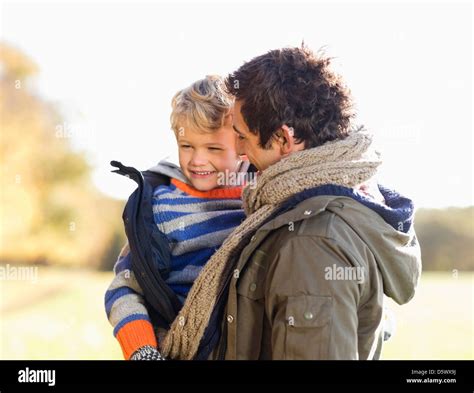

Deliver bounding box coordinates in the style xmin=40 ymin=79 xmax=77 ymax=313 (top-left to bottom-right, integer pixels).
xmin=232 ymin=100 xmax=283 ymax=171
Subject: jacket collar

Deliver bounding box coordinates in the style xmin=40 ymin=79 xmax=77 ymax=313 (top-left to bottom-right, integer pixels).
xmin=258 ymin=196 xmax=338 ymax=232
xmin=257 ymin=184 xmax=415 ymax=234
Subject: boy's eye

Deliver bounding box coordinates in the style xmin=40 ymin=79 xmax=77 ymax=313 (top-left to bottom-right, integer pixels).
xmin=237 ymin=134 xmax=245 ymax=140
xmin=208 ymin=147 xmax=222 ymax=151
xmin=180 ymin=144 xmax=192 ymax=149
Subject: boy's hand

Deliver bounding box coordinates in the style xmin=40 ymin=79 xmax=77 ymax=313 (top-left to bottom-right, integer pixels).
xmin=130 ymin=345 xmax=166 ymax=360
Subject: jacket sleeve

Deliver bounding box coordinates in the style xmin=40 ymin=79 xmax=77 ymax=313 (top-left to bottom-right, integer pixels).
xmin=264 ymin=235 xmax=363 ymax=360
xmin=104 ymin=242 xmax=158 ymax=359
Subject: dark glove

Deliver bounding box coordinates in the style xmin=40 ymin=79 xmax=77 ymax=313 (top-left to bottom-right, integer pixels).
xmin=130 ymin=345 xmax=166 ymax=360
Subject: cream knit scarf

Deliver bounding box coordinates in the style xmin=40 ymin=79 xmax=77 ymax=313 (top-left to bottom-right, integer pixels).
xmin=160 ymin=127 xmax=382 ymax=359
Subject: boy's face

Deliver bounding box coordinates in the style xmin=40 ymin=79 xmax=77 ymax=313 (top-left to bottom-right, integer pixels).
xmin=176 ymin=115 xmax=241 ymax=191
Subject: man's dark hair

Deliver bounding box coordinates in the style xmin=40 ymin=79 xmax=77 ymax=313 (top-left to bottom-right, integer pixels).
xmin=225 ymin=45 xmax=354 ymax=149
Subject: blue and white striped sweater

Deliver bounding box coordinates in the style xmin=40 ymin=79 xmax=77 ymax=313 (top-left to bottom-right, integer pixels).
xmin=153 ymin=179 xmax=244 ymax=302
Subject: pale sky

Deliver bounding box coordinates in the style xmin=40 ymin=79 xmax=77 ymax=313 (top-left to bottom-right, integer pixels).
xmin=1 ymin=0 xmax=472 ymax=208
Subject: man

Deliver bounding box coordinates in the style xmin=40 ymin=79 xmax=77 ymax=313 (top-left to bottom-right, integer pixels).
xmin=160 ymin=46 xmax=421 ymax=360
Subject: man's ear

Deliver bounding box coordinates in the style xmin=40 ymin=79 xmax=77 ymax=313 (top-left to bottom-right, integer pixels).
xmin=277 ymin=124 xmax=297 ymax=155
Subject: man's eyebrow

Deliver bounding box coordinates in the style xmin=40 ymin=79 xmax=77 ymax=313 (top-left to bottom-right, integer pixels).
xmin=232 ymin=125 xmax=242 ymax=134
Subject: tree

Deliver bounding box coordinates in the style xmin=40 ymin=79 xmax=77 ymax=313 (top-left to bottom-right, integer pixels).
xmin=0 ymin=42 xmax=125 ymax=268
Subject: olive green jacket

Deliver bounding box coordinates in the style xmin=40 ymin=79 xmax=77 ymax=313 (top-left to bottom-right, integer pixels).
xmin=210 ymin=195 xmax=421 ymax=360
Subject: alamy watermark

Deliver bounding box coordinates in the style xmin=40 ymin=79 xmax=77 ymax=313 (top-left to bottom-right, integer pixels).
xmin=18 ymin=367 xmax=55 ymax=387
xmin=217 ymin=169 xmax=258 ymax=189
xmin=325 ymin=264 xmax=365 ymax=284
xmin=0 ymin=264 xmax=39 ymax=283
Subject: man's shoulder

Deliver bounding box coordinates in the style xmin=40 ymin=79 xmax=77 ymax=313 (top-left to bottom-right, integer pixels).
xmin=257 ymin=203 xmax=369 ymax=266
xmin=260 ymin=203 xmax=357 ymax=244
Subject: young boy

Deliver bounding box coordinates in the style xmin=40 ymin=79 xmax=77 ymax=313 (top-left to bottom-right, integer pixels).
xmin=104 ymin=75 xmax=249 ymax=360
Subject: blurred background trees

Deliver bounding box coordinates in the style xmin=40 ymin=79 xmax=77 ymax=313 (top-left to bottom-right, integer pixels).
xmin=415 ymin=207 xmax=473 ymax=271
xmin=0 ymin=42 xmax=125 ymax=270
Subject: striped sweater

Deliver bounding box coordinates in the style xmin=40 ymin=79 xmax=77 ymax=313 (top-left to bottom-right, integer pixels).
xmin=155 ymin=179 xmax=245 ymax=302
xmin=105 ymin=177 xmax=244 ymax=359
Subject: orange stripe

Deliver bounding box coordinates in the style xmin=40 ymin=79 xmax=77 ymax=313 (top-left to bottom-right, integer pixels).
xmin=171 ymin=178 xmax=242 ymax=199
xmin=115 ymin=319 xmax=158 ymax=360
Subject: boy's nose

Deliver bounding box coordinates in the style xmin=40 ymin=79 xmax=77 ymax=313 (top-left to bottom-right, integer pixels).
xmin=189 ymin=152 xmax=208 ymax=166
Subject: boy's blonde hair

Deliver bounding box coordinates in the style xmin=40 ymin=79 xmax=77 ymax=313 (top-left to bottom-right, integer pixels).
xmin=170 ymin=75 xmax=234 ymax=134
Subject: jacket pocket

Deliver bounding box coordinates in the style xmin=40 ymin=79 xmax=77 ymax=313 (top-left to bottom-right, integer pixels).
xmin=234 ymin=250 xmax=267 ymax=359
xmin=284 ymin=295 xmax=332 ymax=359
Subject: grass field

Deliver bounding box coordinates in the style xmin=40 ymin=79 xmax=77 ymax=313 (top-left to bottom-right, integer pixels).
xmin=0 ymin=268 xmax=472 ymax=360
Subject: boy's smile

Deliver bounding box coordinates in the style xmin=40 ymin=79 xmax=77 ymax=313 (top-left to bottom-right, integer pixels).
xmin=189 ymin=169 xmax=217 ymax=178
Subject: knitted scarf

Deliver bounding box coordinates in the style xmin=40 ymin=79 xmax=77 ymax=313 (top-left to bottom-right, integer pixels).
xmin=160 ymin=127 xmax=382 ymax=359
